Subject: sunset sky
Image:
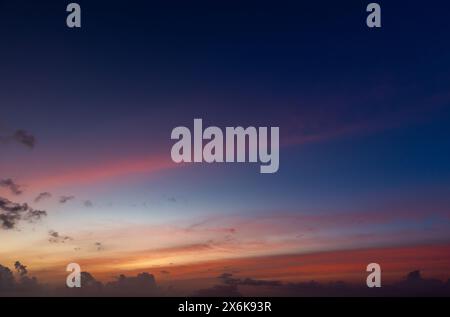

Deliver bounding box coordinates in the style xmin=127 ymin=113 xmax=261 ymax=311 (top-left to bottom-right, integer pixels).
xmin=1 ymin=1 xmax=450 ymax=295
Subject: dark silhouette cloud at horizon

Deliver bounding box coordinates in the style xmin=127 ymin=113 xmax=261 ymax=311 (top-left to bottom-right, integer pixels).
xmin=14 ymin=261 xmax=28 ymax=277
xmin=1 ymin=261 xmax=450 ymax=297
xmin=194 ymin=272 xmax=450 ymax=297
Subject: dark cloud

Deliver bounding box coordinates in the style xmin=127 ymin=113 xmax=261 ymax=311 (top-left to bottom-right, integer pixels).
xmin=384 ymin=270 xmax=450 ymax=296
xmin=34 ymin=192 xmax=52 ymax=203
xmin=48 ymin=230 xmax=73 ymax=243
xmin=0 ymin=262 xmax=42 ymax=295
xmin=95 ymin=242 xmax=103 ymax=251
xmin=0 ymin=262 xmax=115 ymax=296
xmin=194 ymin=284 xmax=242 ymax=297
xmin=2 ymin=262 xmax=163 ymax=296
xmin=0 ymin=265 xmax=15 ymax=292
xmin=160 ymin=270 xmax=170 ymax=275
xmin=0 ymin=197 xmax=29 ymax=229
xmin=0 ymin=129 xmax=37 ymax=149
xmin=0 ymin=197 xmax=28 ymax=213
xmin=84 ymin=200 xmax=93 ymax=208
xmin=0 ymin=196 xmax=47 ymax=229
xmin=104 ymin=273 xmax=160 ymax=296
xmin=2 ymin=260 xmax=450 ymax=297
xmin=217 ymin=273 xmax=233 ymax=280
xmin=24 ymin=209 xmax=47 ymax=222
xmin=80 ymin=272 xmax=103 ymax=290
xmin=14 ymin=261 xmax=27 ymax=277
xmin=195 ymin=271 xmax=450 ymax=297
xmin=12 ymin=130 xmax=36 ymax=149
xmin=0 ymin=210 xmax=21 ymax=229
xmin=218 ymin=272 xmax=282 ymax=287
xmin=59 ymin=195 xmax=75 ymax=204
xmin=0 ymin=178 xmax=23 ymax=195
xmin=59 ymin=272 xmax=163 ymax=296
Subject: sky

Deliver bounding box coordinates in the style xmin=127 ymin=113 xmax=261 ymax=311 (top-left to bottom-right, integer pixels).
xmin=1 ymin=0 xmax=450 ymax=296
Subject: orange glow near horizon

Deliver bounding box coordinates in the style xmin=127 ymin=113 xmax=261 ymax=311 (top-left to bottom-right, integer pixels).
xmin=25 ymin=243 xmax=450 ymax=288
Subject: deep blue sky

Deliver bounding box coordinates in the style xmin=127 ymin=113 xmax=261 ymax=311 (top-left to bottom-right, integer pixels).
xmin=1 ymin=0 xmax=450 ymax=208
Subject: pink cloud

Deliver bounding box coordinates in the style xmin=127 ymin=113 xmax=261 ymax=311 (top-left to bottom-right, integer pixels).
xmin=22 ymin=155 xmax=180 ymax=190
